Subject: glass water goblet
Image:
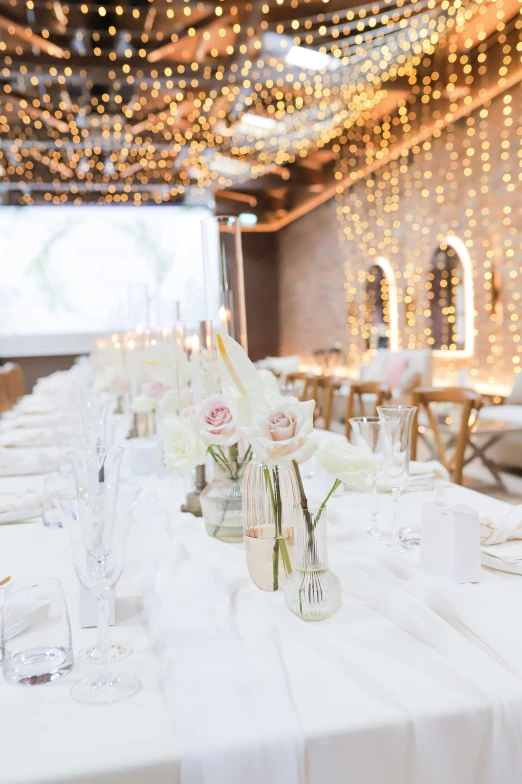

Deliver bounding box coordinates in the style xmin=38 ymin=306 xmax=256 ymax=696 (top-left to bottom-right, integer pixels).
xmin=349 ymin=416 xmax=384 ymax=538
xmin=377 ymin=405 xmax=417 ymax=551
xmin=59 ymin=481 xmax=141 ymax=704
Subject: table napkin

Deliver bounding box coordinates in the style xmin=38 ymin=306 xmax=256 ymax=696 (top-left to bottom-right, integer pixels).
xmin=0 ymin=447 xmax=68 ymax=476
xmin=140 ymin=501 xmax=304 ymax=784
xmin=0 ymin=412 xmax=76 ymax=431
xmin=480 ymin=506 xmax=522 ymax=546
xmin=377 ymin=460 xmax=450 ymax=492
xmin=0 ymin=490 xmax=42 ymax=524
xmin=0 ymin=427 xmax=78 ymax=448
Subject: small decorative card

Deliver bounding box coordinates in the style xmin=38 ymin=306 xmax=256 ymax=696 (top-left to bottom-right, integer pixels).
xmin=421 ymin=502 xmax=481 ymax=583
xmin=80 ymin=585 xmax=115 ymax=628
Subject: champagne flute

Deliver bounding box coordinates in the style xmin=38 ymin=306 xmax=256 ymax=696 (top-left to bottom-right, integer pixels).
xmin=349 ymin=416 xmax=384 ymax=538
xmin=59 ymin=481 xmax=141 ymax=704
xmin=377 ymin=406 xmax=416 ymax=551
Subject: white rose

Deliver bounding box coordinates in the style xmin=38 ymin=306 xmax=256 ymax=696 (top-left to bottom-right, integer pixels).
xmin=316 ymin=440 xmax=377 ymax=490
xmin=241 ymin=397 xmax=316 ymax=466
xmin=163 ymin=419 xmax=206 ymax=472
xmin=131 ymin=394 xmax=156 ymax=414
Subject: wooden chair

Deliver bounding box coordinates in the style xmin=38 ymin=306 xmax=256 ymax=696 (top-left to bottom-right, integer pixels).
xmin=345 ymin=382 xmax=392 ymax=438
xmin=285 ymin=372 xmax=318 ymax=403
xmin=411 ymin=387 xmax=483 ymax=485
xmin=1 ymin=363 xmax=24 ymax=407
xmin=316 ymin=376 xmax=342 ymax=431
xmin=0 ymin=373 xmax=9 ymax=413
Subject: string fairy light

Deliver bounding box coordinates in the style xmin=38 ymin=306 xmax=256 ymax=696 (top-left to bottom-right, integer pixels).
xmin=334 ymin=0 xmax=522 ymax=393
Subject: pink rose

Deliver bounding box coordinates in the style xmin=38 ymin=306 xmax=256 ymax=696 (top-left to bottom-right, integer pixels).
xmin=242 ymin=398 xmax=317 ymax=466
xmin=268 ymin=411 xmax=297 ymax=442
xmin=142 ymin=381 xmax=170 ymax=400
xmin=198 ymin=395 xmax=238 ymax=446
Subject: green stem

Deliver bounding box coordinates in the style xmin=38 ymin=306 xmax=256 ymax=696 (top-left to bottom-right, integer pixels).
xmin=279 ymin=534 xmax=293 ymax=576
xmin=208 ymin=446 xmax=233 ymax=477
xmin=272 ymin=538 xmax=280 ymax=591
xmin=292 ymin=460 xmax=313 ymax=538
xmin=315 ymin=479 xmax=341 ymax=527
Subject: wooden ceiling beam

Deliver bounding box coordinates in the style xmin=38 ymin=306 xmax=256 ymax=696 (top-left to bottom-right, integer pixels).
xmin=247 ymin=23 xmax=522 ymax=232
xmin=0 ymin=12 xmax=67 ymax=58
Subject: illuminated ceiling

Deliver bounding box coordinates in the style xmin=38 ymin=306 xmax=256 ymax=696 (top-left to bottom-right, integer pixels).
xmin=0 ymin=0 xmax=517 ymax=214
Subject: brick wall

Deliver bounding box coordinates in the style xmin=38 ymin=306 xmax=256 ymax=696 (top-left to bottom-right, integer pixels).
xmin=277 ymin=86 xmax=522 ymax=393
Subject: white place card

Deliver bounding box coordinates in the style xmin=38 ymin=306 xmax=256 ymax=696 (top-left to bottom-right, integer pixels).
xmin=130 ymin=438 xmax=164 ymax=476
xmin=421 ymin=501 xmax=481 ymax=583
xmin=80 ymin=585 xmax=115 ymax=628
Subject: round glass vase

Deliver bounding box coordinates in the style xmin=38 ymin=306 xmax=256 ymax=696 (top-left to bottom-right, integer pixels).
xmin=284 ymin=504 xmax=342 ymax=622
xmin=200 ymin=460 xmax=247 ymax=544
xmin=242 ymin=461 xmax=301 ymax=592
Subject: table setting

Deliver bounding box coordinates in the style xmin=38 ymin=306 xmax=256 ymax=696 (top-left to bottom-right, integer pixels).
xmin=4 ymin=327 xmax=522 ymax=784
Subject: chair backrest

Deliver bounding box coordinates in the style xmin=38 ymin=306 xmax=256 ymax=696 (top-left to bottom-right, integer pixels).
xmin=411 ymin=386 xmax=483 ymax=485
xmin=285 ymin=372 xmax=318 ymax=403
xmin=1 ymin=362 xmax=24 ymax=407
xmin=345 ymin=381 xmax=392 ymax=438
xmin=0 ymin=372 xmax=9 ymax=413
xmin=316 ymin=376 xmax=342 ymax=431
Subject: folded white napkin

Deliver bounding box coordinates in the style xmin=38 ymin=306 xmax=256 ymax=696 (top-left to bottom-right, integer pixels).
xmin=0 ymin=447 xmax=68 ymax=476
xmin=0 ymin=427 xmax=78 ymax=448
xmin=480 ymin=506 xmax=522 ymax=546
xmin=377 ymin=460 xmax=450 ymax=492
xmin=0 ymin=490 xmax=41 ymax=515
xmin=0 ymin=412 xmax=76 ymax=431
xmin=0 ymin=591 xmax=50 ymax=642
xmin=11 ymin=395 xmax=61 ymax=417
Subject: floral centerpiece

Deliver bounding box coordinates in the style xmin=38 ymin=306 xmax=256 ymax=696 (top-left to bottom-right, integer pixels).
xmin=216 ymin=332 xmax=377 ymax=608
xmin=163 ymin=394 xmax=252 ymax=542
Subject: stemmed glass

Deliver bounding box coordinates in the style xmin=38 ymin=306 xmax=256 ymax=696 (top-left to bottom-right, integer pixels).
xmin=69 ymin=445 xmax=123 ymax=496
xmin=377 ymin=405 xmax=416 ymax=551
xmin=59 ymin=481 xmax=141 ymax=705
xmin=68 ymin=446 xmax=126 ymax=662
xmin=349 ymin=416 xmax=384 ymax=538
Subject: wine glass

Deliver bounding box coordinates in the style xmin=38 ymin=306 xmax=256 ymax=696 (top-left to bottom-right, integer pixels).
xmin=349 ymin=416 xmax=384 ymax=538
xmin=68 ymin=445 xmax=124 ymax=495
xmin=377 ymin=405 xmax=416 ymax=551
xmin=68 ymin=446 xmax=126 ymax=663
xmin=59 ymin=481 xmax=141 ymax=705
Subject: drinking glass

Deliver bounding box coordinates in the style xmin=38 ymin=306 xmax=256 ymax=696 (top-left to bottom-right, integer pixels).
xmin=377 ymin=405 xmax=417 ymax=550
xmin=2 ymin=577 xmax=73 ymax=686
xmin=349 ymin=416 xmax=384 ymax=538
xmin=42 ymin=470 xmax=76 ymax=528
xmin=59 ymin=481 xmax=141 ymax=704
xmin=68 ymin=445 xmax=124 ymax=494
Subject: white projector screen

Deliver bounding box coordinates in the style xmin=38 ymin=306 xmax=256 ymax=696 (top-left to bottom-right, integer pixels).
xmin=0 ymin=205 xmax=212 ymax=341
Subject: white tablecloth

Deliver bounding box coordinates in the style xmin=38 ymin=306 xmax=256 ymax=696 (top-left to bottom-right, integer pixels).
xmin=2 ymin=399 xmax=522 ymax=783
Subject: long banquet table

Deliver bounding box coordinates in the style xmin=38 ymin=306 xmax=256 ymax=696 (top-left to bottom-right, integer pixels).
xmin=2 ymin=398 xmax=522 ymax=783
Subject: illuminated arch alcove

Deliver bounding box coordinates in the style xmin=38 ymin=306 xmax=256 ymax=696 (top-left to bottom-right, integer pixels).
xmin=364 ymin=256 xmax=399 ymax=352
xmin=426 ymin=236 xmax=474 ymax=359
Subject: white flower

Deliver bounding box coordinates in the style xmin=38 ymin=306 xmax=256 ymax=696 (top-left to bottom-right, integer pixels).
xmin=163 ymin=419 xmax=207 ymax=472
xmin=241 ymin=397 xmax=316 ymax=466
xmin=316 ymin=440 xmax=377 ymax=490
xmin=131 ymin=394 xmax=156 ymax=414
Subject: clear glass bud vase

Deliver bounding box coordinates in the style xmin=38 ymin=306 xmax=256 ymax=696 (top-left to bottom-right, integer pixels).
xmin=284 ymin=504 xmax=342 ymax=622
xmin=200 ymin=461 xmax=247 ymax=544
xmin=243 ymin=461 xmax=300 ymax=592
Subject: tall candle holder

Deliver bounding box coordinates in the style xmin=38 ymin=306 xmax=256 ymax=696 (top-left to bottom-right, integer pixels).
xmin=201 ymin=215 xmax=248 ymax=358
xmin=181 ymin=464 xmax=207 ymax=517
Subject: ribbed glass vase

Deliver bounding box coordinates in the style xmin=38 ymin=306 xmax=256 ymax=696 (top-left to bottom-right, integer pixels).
xmin=242 ymin=461 xmax=300 ymax=592
xmin=200 ymin=461 xmax=247 ymax=544
xmin=284 ymin=504 xmax=342 ymax=622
